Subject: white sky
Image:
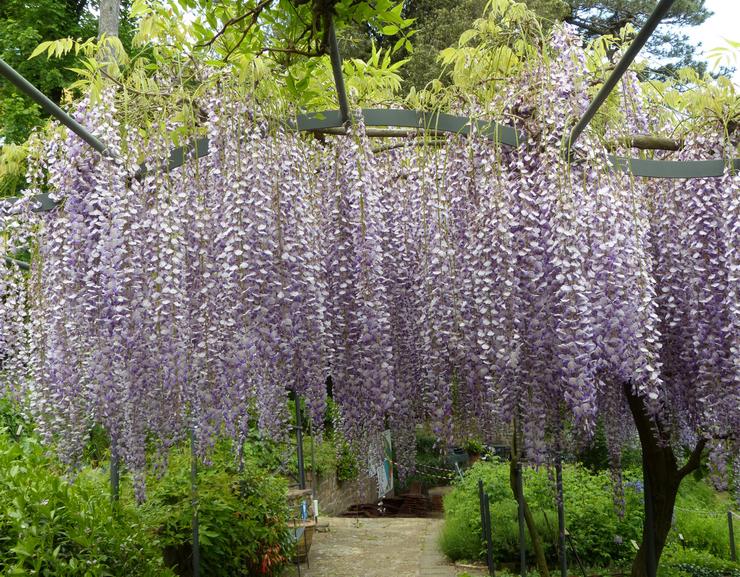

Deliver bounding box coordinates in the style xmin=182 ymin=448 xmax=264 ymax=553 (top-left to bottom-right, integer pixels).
xmin=682 ymin=0 xmax=740 ymax=84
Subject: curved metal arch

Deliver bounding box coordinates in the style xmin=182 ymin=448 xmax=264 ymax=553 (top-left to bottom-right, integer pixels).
xmin=6 ymin=109 xmax=738 ymax=220
xmin=160 ymin=108 xmax=738 ymax=179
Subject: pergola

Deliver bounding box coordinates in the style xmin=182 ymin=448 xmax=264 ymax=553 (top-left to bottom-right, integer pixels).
xmin=0 ymin=2 xmax=737 ymax=577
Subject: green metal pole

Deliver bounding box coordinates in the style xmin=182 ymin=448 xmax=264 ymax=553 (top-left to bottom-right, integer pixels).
xmin=556 ymin=458 xmax=568 ymax=577
xmin=327 ymin=19 xmax=350 ymax=125
xmin=110 ymin=449 xmax=120 ymax=505
xmin=0 ymin=57 xmax=111 ymax=156
xmin=190 ymin=428 xmax=200 ymax=577
xmin=295 ymin=394 xmax=306 ymax=490
xmin=567 ymin=0 xmax=677 ymax=151
xmin=516 ymin=462 xmax=527 ymax=577
xmin=3 ymin=256 xmax=30 ymax=271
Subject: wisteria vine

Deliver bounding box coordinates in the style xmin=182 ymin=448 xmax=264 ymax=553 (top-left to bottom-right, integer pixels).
xmin=0 ymin=25 xmax=737 ymax=498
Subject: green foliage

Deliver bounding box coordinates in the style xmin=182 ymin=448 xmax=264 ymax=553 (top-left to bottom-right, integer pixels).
xmin=464 ymin=438 xmax=485 ymax=456
xmin=399 ymin=427 xmax=456 ymax=491
xmin=661 ymin=547 xmax=740 ymax=577
xmin=0 ymin=142 xmax=29 ymax=198
xmin=441 ymin=460 xmax=643 ymax=566
xmin=0 ymin=396 xmax=32 ymax=440
xmin=441 ymin=460 xmax=737 ymax=571
xmin=0 ymin=0 xmax=96 ymax=144
xmin=545 ymin=0 xmax=711 ymax=78
xmin=669 ymin=477 xmax=735 ymax=559
xmin=576 ymin=421 xmax=642 ymax=471
xmin=0 ymin=430 xmax=173 ymax=576
xmin=335 ymin=439 xmax=359 ymax=482
xmin=141 ymin=442 xmax=292 ymax=577
xmin=394 ymin=0 xmax=488 ymax=90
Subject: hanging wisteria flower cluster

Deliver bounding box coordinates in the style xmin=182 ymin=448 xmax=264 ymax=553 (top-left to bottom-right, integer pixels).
xmin=0 ymin=24 xmax=737 ymax=496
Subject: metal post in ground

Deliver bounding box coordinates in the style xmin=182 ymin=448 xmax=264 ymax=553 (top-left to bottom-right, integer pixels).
xmin=190 ymin=428 xmax=200 ymax=577
xmin=729 ymin=511 xmax=737 ymax=562
xmin=110 ymin=448 xmax=120 ymax=505
xmin=479 ymin=478 xmax=489 ymax=558
xmin=516 ymin=462 xmax=527 ymax=577
xmin=556 ymin=458 xmax=568 ymax=577
xmin=294 ymin=393 xmax=306 ymax=490
xmin=484 ymin=492 xmax=496 ymax=576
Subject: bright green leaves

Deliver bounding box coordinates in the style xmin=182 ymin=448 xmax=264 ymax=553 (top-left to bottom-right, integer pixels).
xmin=435 ymin=0 xmax=539 ymax=96
xmin=0 ymin=430 xmax=173 ymax=576
xmin=706 ymin=38 xmax=740 ymax=73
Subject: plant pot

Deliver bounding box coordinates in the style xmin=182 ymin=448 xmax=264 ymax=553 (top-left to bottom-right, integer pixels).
xmin=289 ymin=519 xmax=316 ymax=563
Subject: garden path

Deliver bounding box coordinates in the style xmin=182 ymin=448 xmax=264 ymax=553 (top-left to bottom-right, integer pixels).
xmin=284 ymin=516 xmax=488 ymax=577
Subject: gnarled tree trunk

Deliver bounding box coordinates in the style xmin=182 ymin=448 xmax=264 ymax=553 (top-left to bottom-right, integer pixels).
xmin=625 ymin=384 xmax=706 ymax=577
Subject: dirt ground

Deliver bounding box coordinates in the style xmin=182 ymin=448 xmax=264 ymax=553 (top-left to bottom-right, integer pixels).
xmin=282 ymin=516 xmax=489 ymax=577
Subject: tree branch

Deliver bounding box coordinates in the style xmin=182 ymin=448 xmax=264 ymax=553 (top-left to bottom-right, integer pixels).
xmin=606 ymin=135 xmax=683 ymax=151
xmin=677 ymin=438 xmax=707 ymax=479
xmin=196 ymin=0 xmax=273 ymax=51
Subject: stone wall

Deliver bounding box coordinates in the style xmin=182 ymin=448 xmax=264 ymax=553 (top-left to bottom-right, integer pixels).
xmin=311 ymin=468 xmax=379 ymax=516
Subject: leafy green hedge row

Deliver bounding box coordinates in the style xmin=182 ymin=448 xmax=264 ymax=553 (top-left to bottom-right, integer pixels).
xmin=660 ymin=548 xmax=740 ymax=577
xmin=0 ymin=422 xmax=293 ymax=577
xmin=0 ymin=431 xmax=174 ymax=576
xmin=441 ymin=460 xmax=737 ymax=570
xmin=141 ymin=442 xmax=292 ymax=577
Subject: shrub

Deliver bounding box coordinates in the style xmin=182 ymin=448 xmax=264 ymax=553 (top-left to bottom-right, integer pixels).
xmin=441 ymin=460 xmax=736 ymax=572
xmin=440 ymin=460 xmax=644 ymax=567
xmin=141 ymin=442 xmax=292 ymax=577
xmin=0 ymin=431 xmax=172 ymax=576
xmin=661 ymin=547 xmax=740 ymax=577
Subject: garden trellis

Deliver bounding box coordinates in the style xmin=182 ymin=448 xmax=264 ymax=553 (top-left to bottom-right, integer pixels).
xmin=0 ymin=3 xmax=738 ymax=577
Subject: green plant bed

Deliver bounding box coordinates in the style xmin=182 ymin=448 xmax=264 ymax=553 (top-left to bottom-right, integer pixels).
xmin=660 ymin=547 xmax=740 ymax=577
xmin=0 ymin=430 xmax=173 ymax=576
xmin=140 ymin=441 xmax=293 ymax=577
xmin=441 ymin=460 xmax=736 ymax=570
xmin=441 ymin=460 xmax=643 ymax=567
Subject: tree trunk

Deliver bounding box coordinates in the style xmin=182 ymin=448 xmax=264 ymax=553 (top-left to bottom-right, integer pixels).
xmin=509 ymin=453 xmax=551 ymax=577
xmin=98 ymin=0 xmax=121 ymax=38
xmin=624 ymin=384 xmax=706 ymax=577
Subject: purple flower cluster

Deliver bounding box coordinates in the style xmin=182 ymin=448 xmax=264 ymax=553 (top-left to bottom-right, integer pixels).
xmin=0 ymin=26 xmax=736 ymax=493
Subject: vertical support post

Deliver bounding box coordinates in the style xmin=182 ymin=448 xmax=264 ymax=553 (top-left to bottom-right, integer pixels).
xmin=190 ymin=428 xmax=200 ymax=577
xmin=308 ymin=414 xmax=317 ymax=497
xmin=484 ymin=492 xmax=496 ymax=576
xmin=642 ymin=453 xmax=657 ymax=577
xmin=327 ymin=17 xmax=350 ymax=125
xmin=516 ymin=462 xmax=527 ymax=577
xmin=478 ymin=479 xmax=491 ymax=575
xmin=110 ymin=447 xmax=120 ymax=505
xmin=728 ymin=511 xmax=737 ymax=562
xmin=556 ymin=458 xmax=567 ymax=577
xmin=295 ymin=394 xmax=306 ymax=490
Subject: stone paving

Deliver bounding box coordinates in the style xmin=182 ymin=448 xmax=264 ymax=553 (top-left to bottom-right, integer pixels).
xmin=283 ymin=516 xmax=489 ymax=577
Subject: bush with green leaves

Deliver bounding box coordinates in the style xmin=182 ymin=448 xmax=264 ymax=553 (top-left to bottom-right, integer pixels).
xmin=440 ymin=460 xmax=644 ymax=567
xmin=441 ymin=461 xmax=736 ymax=570
xmin=660 ymin=547 xmax=740 ymax=577
xmin=0 ymin=430 xmax=173 ymax=576
xmin=141 ymin=442 xmax=292 ymax=577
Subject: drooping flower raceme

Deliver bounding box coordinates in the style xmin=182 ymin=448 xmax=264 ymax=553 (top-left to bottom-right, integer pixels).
xmin=0 ymin=25 xmax=736 ymax=494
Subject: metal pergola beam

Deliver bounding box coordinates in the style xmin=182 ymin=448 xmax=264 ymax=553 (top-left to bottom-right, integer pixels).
xmin=1 ymin=27 xmax=738 ymax=232
xmin=0 ymin=57 xmax=111 ymax=156
xmin=567 ymin=0 xmax=677 ymax=151
xmin=327 ymin=17 xmax=350 ymax=126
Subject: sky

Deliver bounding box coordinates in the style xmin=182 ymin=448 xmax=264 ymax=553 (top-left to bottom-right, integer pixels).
xmin=682 ymin=0 xmax=740 ymax=84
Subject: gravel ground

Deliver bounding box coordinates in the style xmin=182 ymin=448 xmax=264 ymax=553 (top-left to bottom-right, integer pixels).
xmin=282 ymin=516 xmax=489 ymax=577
